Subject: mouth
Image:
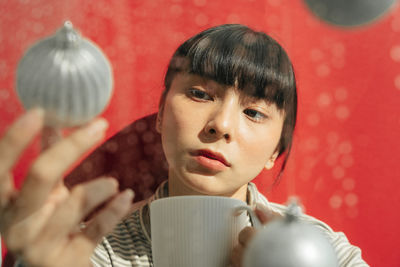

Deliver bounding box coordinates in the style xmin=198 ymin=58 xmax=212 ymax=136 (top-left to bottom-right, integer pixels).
xmin=191 ymin=149 xmax=231 ymax=168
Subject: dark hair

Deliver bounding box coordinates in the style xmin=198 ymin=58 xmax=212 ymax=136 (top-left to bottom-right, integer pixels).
xmin=162 ymin=24 xmax=297 ymax=184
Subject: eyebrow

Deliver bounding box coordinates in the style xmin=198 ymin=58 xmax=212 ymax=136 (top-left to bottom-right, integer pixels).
xmin=186 ymin=75 xmax=284 ymax=113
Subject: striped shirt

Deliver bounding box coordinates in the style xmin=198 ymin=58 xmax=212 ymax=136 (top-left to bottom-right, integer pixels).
xmin=91 ymin=181 xmax=369 ymax=267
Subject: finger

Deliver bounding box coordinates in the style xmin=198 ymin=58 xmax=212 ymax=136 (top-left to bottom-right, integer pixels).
xmin=4 ymin=185 xmax=70 ymax=251
xmin=47 ymin=183 xmax=70 ymax=206
xmin=230 ymin=245 xmax=245 ymax=267
xmin=40 ymin=178 xmax=119 ymax=242
xmin=255 ymin=202 xmax=282 ymax=224
xmin=0 ymin=172 xmax=15 ymax=207
xmin=0 ymin=109 xmax=44 ymax=207
xmin=0 ymin=108 xmax=44 ymax=175
xmin=238 ymin=226 xmax=256 ymax=247
xmin=25 ymin=234 xmax=94 ymax=267
xmin=15 ymin=118 xmax=108 ymax=218
xmin=4 ymin=200 xmax=57 ymax=252
xmin=82 ymin=189 xmax=134 ymax=243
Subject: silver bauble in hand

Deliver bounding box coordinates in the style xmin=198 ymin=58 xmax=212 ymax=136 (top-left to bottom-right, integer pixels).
xmin=16 ymin=21 xmax=113 ymax=128
xmin=243 ymin=201 xmax=338 ymax=267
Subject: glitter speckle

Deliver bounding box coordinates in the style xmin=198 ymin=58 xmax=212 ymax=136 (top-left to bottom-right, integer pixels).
xmin=31 ymin=7 xmax=44 ymax=19
xmin=317 ymin=93 xmax=331 ymax=107
xmin=83 ymin=162 xmax=93 ymax=173
xmin=195 ymin=13 xmax=208 ymax=26
xmin=105 ymin=141 xmax=119 ymax=153
xmin=227 ymin=13 xmax=240 ymax=23
xmin=0 ymin=89 xmax=10 ymax=100
xmin=333 ymin=166 xmax=345 ymax=179
xmin=193 ymin=0 xmax=207 ymax=6
xmin=394 ymin=74 xmax=400 ymax=90
xmin=347 ymin=207 xmax=359 ymax=218
xmin=340 ymin=154 xmax=354 ymax=167
xmin=135 ymin=121 xmax=148 ymax=132
xmin=316 ymin=63 xmax=330 ymax=77
xmin=336 ymin=105 xmax=350 ymax=120
xmin=142 ymin=131 xmax=155 ymax=143
xmin=392 ymin=16 xmax=400 ymax=32
xmin=310 ymin=48 xmax=324 ymax=61
xmin=390 ymin=45 xmax=400 ymax=62
xmin=267 ymin=0 xmax=282 ymax=6
xmin=338 ymin=141 xmax=352 ymax=154
xmin=342 ymin=178 xmax=355 ymax=191
xmin=307 ymin=113 xmax=320 ymax=126
xmin=0 ymin=61 xmax=9 ymax=79
xmin=33 ymin=23 xmax=44 ymax=34
xmin=345 ymin=193 xmax=358 ymax=207
xmin=335 ymin=87 xmax=348 ymax=101
xmin=127 ymin=133 xmax=138 ymax=145
xmin=331 ymin=42 xmax=345 ymax=57
xmin=329 ymin=195 xmax=342 ymax=209
xmin=325 ymin=153 xmax=338 ymax=166
xmin=327 ymin=132 xmax=339 ymax=145
xmin=304 ymin=137 xmax=319 ymax=151
xmin=170 ymin=4 xmax=183 ymax=16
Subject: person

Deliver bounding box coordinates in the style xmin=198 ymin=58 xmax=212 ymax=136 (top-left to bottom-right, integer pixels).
xmin=0 ymin=24 xmax=368 ymax=267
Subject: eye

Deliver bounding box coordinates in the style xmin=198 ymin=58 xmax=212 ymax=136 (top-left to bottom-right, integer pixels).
xmin=244 ymin=108 xmax=267 ymax=122
xmin=188 ymin=88 xmax=213 ymax=101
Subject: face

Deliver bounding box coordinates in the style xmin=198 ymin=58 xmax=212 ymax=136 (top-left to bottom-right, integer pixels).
xmin=157 ymin=73 xmax=285 ymax=198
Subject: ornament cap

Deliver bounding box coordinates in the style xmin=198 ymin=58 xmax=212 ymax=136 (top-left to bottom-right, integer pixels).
xmin=54 ymin=20 xmax=81 ymax=48
xmin=285 ymin=196 xmax=303 ymax=222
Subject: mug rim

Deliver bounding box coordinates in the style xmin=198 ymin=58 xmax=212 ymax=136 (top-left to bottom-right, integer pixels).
xmin=150 ymin=195 xmax=247 ymax=206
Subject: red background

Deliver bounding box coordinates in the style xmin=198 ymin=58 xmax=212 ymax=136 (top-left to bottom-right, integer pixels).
xmin=1 ymin=0 xmax=400 ymax=266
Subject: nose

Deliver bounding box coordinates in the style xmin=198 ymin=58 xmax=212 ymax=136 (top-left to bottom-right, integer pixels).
xmin=204 ymin=97 xmax=237 ymax=142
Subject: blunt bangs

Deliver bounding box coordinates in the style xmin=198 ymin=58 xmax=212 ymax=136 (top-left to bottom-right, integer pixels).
xmin=168 ymin=24 xmax=295 ymax=112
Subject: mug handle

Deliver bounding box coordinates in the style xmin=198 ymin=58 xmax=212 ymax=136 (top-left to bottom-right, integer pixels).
xmin=233 ymin=206 xmax=263 ymax=229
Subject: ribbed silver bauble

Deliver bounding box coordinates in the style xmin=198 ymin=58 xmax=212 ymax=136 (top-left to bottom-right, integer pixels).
xmin=243 ymin=201 xmax=338 ymax=267
xmin=16 ymin=21 xmax=113 ymax=128
xmin=303 ymin=0 xmax=396 ymax=27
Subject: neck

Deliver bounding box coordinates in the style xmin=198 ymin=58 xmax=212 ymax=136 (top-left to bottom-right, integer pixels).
xmin=168 ymin=171 xmax=248 ymax=203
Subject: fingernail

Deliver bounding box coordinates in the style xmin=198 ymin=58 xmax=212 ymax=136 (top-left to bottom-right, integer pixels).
xmin=105 ymin=177 xmax=118 ymax=191
xmin=87 ymin=118 xmax=109 ymax=136
xmin=119 ymin=189 xmax=134 ymax=202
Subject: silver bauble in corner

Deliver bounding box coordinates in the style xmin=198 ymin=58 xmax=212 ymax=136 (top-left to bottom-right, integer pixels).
xmin=243 ymin=201 xmax=338 ymax=267
xmin=16 ymin=21 xmax=113 ymax=128
xmin=303 ymin=0 xmax=397 ymax=27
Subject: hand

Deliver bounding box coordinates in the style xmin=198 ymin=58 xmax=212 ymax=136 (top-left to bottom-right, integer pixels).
xmin=229 ymin=204 xmax=282 ymax=267
xmin=0 ymin=109 xmax=134 ymax=267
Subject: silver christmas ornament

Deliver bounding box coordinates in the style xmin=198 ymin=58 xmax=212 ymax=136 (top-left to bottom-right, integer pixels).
xmin=243 ymin=200 xmax=338 ymax=267
xmin=303 ymin=0 xmax=397 ymax=27
xmin=16 ymin=21 xmax=113 ymax=128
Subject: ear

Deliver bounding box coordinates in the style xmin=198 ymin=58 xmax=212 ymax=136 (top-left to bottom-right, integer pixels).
xmin=264 ymin=150 xmax=279 ymax=170
xmin=156 ymin=103 xmax=164 ymax=134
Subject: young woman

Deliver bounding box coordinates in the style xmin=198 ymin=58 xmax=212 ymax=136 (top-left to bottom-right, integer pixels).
xmin=0 ymin=24 xmax=368 ymax=267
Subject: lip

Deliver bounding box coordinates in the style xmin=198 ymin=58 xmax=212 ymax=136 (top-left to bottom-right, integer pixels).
xmin=191 ymin=149 xmax=231 ymax=167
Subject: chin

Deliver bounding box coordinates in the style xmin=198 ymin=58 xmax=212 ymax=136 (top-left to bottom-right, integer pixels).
xmin=181 ymin=172 xmax=237 ymax=196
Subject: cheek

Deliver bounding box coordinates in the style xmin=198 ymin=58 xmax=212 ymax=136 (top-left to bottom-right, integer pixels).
xmin=160 ymin=96 xmax=200 ymax=164
xmin=242 ymin=140 xmax=272 ymax=167
xmin=238 ymin=125 xmax=282 ymax=166
xmin=162 ymin=98 xmax=197 ymax=140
